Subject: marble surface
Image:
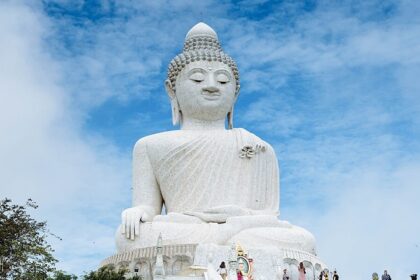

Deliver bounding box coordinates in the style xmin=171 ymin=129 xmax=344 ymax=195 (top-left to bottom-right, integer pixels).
xmin=105 ymin=21 xmax=327 ymax=279
xmin=116 ymin=215 xmax=316 ymax=255
xmin=103 ymin=243 xmax=327 ymax=280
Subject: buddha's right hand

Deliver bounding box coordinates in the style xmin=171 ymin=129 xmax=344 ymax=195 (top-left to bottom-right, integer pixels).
xmin=121 ymin=206 xmax=153 ymax=240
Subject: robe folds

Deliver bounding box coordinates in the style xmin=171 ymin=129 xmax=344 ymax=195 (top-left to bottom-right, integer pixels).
xmin=145 ymin=128 xmax=280 ymax=214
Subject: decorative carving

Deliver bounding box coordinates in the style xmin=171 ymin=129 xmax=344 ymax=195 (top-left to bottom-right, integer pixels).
xmin=153 ymin=234 xmax=165 ymax=278
xmin=239 ymin=144 xmax=266 ymax=159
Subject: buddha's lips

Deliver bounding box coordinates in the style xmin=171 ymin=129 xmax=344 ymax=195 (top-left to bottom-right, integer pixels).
xmin=201 ymin=91 xmax=221 ymax=100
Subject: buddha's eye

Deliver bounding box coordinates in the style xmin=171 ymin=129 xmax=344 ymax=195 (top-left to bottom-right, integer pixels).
xmin=217 ymin=73 xmax=230 ymax=84
xmin=189 ymin=72 xmax=205 ymax=82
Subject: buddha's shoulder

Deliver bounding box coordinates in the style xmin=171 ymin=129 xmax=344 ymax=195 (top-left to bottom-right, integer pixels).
xmin=133 ymin=130 xmax=195 ymax=153
xmin=134 ymin=130 xmax=181 ymax=146
xmin=134 ymin=129 xmax=276 ymax=155
xmin=234 ymin=128 xmax=276 ymax=153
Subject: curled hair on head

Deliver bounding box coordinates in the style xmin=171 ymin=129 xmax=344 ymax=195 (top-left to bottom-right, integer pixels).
xmin=167 ymin=50 xmax=240 ymax=94
xmin=166 ymin=23 xmax=240 ymax=94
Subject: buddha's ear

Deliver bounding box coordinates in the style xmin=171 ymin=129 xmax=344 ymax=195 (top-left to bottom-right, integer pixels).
xmin=227 ymin=107 xmax=234 ymax=129
xmin=234 ymin=85 xmax=241 ymax=100
xmin=165 ymin=79 xmax=181 ymax=126
xmin=165 ymin=79 xmax=176 ymax=99
xmin=228 ymin=86 xmax=240 ymax=129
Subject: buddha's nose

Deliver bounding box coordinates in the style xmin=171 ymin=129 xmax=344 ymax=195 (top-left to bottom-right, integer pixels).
xmin=203 ymin=85 xmax=219 ymax=93
xmin=203 ymin=75 xmax=220 ymax=93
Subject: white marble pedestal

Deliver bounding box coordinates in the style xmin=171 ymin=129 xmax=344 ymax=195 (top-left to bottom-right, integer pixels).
xmin=100 ymin=243 xmax=327 ymax=280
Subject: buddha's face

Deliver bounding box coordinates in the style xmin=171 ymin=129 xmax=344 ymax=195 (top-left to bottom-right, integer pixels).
xmin=173 ymin=60 xmax=237 ymax=122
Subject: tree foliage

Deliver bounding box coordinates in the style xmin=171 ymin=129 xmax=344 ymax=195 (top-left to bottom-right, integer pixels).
xmin=0 ymin=198 xmax=58 ymax=279
xmin=82 ymin=265 xmax=141 ymax=280
xmin=0 ymin=198 xmax=142 ymax=280
xmin=47 ymin=271 xmax=78 ymax=280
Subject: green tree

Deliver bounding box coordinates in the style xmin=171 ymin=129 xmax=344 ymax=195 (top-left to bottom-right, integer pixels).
xmin=0 ymin=198 xmax=142 ymax=280
xmin=47 ymin=270 xmax=78 ymax=280
xmin=82 ymin=265 xmax=141 ymax=280
xmin=0 ymin=198 xmax=58 ymax=279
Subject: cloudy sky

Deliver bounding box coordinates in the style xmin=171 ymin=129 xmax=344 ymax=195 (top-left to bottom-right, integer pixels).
xmin=1 ymin=0 xmax=419 ymax=278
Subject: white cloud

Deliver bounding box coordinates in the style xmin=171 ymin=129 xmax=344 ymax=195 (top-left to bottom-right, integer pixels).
xmin=0 ymin=1 xmax=130 ymax=275
xmin=44 ymin=0 xmax=232 ymax=109
xmin=229 ymin=1 xmax=420 ymax=278
xmin=305 ymin=161 xmax=420 ymax=279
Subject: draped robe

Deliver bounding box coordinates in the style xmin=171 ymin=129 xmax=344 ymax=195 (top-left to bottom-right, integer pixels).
xmin=145 ymin=128 xmax=280 ymax=214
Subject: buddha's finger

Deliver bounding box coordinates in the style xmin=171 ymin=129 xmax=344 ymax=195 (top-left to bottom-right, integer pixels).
xmin=121 ymin=212 xmax=126 ymax=234
xmin=185 ymin=211 xmax=227 ymax=223
xmin=130 ymin=215 xmax=135 ymax=240
xmin=204 ymin=213 xmax=228 ymax=223
xmin=204 ymin=205 xmax=234 ymax=213
xmin=203 ymin=208 xmax=221 ymax=214
xmin=125 ymin=213 xmax=131 ymax=239
xmin=206 ymin=205 xmax=248 ymax=215
xmin=135 ymin=216 xmax=140 ymax=236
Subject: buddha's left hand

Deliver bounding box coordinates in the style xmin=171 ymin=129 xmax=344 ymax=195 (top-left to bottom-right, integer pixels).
xmin=184 ymin=205 xmax=253 ymax=223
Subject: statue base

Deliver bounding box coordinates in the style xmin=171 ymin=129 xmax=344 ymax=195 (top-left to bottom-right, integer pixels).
xmin=100 ymin=243 xmax=328 ymax=280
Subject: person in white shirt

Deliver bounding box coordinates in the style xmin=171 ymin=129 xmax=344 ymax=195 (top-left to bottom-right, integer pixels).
xmin=217 ymin=262 xmax=228 ymax=280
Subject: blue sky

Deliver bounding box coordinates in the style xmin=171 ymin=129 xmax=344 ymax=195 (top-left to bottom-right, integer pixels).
xmin=1 ymin=0 xmax=419 ymax=278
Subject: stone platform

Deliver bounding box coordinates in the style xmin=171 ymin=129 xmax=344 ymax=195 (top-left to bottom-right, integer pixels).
xmin=100 ymin=243 xmax=328 ymax=280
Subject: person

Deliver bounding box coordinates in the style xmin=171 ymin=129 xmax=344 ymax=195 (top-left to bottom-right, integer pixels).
xmin=282 ymin=269 xmax=290 ymax=280
xmin=319 ymin=271 xmax=324 ymax=280
xmin=372 ymin=272 xmax=379 ymax=280
xmin=382 ymin=270 xmax=391 ymax=280
xmin=333 ymin=270 xmax=339 ymax=280
xmin=248 ymin=258 xmax=254 ymax=280
xmin=298 ymin=262 xmax=306 ymax=280
xmin=237 ymin=269 xmax=244 ymax=280
xmin=217 ymin=262 xmax=227 ymax=280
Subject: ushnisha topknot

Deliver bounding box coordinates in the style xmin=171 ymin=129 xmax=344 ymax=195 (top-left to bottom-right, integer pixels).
xmin=167 ymin=22 xmax=240 ymax=93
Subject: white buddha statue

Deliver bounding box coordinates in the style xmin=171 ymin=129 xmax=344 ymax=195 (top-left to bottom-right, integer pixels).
xmin=115 ymin=22 xmax=316 ymax=256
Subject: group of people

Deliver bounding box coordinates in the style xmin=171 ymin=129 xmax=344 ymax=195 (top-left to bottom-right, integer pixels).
xmin=319 ymin=270 xmax=339 ymax=280
xmin=372 ymin=270 xmax=392 ymax=280
xmin=216 ymin=261 xmax=249 ymax=280
xmin=218 ymin=260 xmax=343 ymax=280
xmin=281 ymin=263 xmax=339 ymax=280
xmin=374 ymin=270 xmax=418 ymax=280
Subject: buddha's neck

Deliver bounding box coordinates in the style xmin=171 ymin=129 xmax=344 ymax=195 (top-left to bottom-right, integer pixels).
xmin=181 ymin=118 xmax=226 ymax=130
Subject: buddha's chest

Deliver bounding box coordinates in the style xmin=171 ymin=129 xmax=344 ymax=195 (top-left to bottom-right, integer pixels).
xmin=145 ymin=129 xmax=277 ymax=212
xmin=147 ymin=130 xmax=265 ymax=178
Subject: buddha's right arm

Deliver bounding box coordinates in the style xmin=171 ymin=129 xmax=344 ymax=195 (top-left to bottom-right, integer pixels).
xmin=121 ymin=138 xmax=163 ymax=240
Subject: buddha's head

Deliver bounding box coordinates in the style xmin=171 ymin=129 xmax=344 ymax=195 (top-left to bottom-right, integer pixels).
xmin=165 ymin=22 xmax=240 ymax=128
